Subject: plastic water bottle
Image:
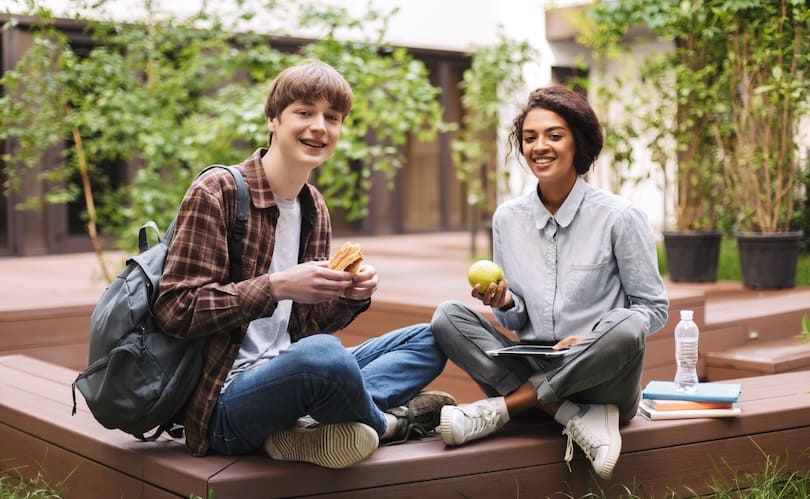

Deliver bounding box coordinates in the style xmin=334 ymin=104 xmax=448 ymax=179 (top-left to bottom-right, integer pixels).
xmin=674 ymin=309 xmax=699 ymax=392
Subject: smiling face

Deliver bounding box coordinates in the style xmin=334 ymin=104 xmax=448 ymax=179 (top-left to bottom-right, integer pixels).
xmin=521 ymin=108 xmax=577 ymax=191
xmin=268 ymin=99 xmax=343 ymax=169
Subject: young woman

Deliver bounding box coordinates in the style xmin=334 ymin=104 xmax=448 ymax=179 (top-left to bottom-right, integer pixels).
xmin=432 ymin=86 xmax=669 ymax=480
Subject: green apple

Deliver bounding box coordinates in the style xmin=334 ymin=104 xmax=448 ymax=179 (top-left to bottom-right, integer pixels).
xmin=467 ymin=260 xmax=505 ymax=290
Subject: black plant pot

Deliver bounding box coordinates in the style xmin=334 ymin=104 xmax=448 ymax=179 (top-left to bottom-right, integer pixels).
xmin=662 ymin=231 xmax=722 ymax=283
xmin=736 ymin=231 xmax=802 ymax=290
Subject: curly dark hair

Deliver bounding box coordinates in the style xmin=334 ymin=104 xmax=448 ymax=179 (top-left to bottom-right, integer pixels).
xmin=508 ymin=86 xmax=603 ymax=175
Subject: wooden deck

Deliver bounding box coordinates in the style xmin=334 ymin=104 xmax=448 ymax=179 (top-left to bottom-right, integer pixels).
xmin=1 ymin=354 xmax=809 ymax=499
xmin=1 ymin=231 xmax=810 ymax=497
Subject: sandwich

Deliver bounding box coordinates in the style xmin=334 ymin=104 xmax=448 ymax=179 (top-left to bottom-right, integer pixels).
xmin=328 ymin=241 xmax=364 ymax=274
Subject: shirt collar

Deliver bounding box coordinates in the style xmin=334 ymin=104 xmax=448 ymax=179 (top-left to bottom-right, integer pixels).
xmin=533 ymin=177 xmax=587 ymax=230
xmin=242 ymin=148 xmax=275 ymax=209
xmin=242 ymin=148 xmax=318 ymax=223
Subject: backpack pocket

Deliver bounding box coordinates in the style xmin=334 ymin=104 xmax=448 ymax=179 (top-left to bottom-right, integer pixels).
xmin=75 ymin=330 xmax=163 ymax=432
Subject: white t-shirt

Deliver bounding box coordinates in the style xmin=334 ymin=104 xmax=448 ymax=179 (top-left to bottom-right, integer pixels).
xmin=224 ymin=195 xmax=301 ymax=387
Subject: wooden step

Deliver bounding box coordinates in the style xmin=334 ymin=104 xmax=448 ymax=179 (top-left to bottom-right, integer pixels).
xmin=706 ymin=335 xmax=810 ymax=379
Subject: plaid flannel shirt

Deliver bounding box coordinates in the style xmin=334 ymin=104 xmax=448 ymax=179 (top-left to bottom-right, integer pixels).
xmin=154 ymin=149 xmax=369 ymax=455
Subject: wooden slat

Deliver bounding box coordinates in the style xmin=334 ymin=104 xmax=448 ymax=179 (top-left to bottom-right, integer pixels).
xmin=208 ymin=419 xmax=810 ymax=498
xmin=0 ymin=313 xmax=89 ymax=348
xmin=307 ymin=427 xmax=810 ymax=499
xmin=0 ymin=390 xmax=227 ymax=499
xmin=0 ymin=305 xmax=90 ymax=338
xmin=0 ymin=357 xmax=235 ymax=499
xmin=700 ymin=324 xmax=748 ymax=364
xmin=707 ymin=290 xmax=810 ymax=326
xmin=0 ymin=422 xmax=182 ymax=499
xmin=0 ymin=354 xmax=84 ymax=386
xmin=0 ymin=309 xmax=91 ymax=371
xmin=206 ymin=372 xmax=810 ymax=498
xmin=2 ymin=353 xmax=810 ymax=498
xmin=1 ymin=343 xmax=89 ymax=371
xmin=705 ymin=366 xmax=760 ymax=380
xmin=706 ymin=337 xmax=810 ymax=374
xmin=0 ymin=304 xmax=95 ymax=322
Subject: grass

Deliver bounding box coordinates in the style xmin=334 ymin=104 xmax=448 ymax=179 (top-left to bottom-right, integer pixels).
xmin=658 ymin=237 xmax=810 ymax=286
xmin=0 ymin=470 xmax=62 ymax=499
xmin=547 ymin=447 xmax=809 ymax=498
xmin=709 ymin=448 xmax=810 ymax=499
xmin=0 ymin=465 xmax=213 ymax=499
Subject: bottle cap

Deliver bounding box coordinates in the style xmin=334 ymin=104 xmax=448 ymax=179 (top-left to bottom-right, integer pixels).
xmin=680 ymin=309 xmax=694 ymax=321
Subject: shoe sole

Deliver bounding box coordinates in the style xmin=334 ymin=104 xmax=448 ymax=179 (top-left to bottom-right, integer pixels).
xmin=264 ymin=422 xmax=379 ymax=469
xmin=439 ymin=405 xmax=463 ymax=445
xmin=597 ymin=405 xmax=622 ymax=480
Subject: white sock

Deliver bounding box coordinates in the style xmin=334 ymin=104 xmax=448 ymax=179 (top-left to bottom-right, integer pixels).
xmin=554 ymin=400 xmax=582 ymax=426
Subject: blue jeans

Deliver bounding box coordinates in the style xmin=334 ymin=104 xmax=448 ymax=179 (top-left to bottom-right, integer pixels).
xmin=207 ymin=323 xmax=446 ymax=455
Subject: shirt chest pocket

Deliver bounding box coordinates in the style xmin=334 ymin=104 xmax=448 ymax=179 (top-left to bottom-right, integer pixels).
xmin=564 ymin=261 xmax=611 ymax=306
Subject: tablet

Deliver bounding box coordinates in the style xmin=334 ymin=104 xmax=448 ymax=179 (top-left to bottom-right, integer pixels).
xmin=485 ymin=345 xmax=569 ymax=357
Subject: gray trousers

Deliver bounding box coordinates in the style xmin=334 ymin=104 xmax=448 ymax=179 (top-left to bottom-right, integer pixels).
xmin=431 ymin=301 xmax=647 ymax=423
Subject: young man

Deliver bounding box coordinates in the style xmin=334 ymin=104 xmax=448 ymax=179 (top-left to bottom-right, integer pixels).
xmin=154 ymin=60 xmax=454 ymax=468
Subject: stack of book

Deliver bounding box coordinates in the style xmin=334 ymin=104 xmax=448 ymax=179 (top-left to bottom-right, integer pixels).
xmin=638 ymin=380 xmax=742 ymax=420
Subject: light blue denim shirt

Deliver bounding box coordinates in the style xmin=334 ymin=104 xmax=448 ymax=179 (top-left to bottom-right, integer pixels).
xmin=492 ymin=177 xmax=669 ymax=342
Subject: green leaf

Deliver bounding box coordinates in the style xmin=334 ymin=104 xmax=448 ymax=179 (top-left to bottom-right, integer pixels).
xmin=1 ymin=0 xmax=451 ymax=251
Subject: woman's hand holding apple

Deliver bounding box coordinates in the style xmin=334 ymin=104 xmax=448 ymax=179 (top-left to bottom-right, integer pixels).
xmin=474 ymin=279 xmax=513 ymax=309
xmin=468 ymin=260 xmax=512 ymax=308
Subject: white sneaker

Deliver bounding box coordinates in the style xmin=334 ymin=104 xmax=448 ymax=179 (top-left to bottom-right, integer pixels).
xmin=264 ymin=416 xmax=379 ymax=469
xmin=561 ymin=403 xmax=621 ymax=480
xmin=439 ymin=398 xmax=508 ymax=446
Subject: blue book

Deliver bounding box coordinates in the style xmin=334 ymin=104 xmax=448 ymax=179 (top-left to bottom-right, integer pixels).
xmin=642 ymin=381 xmax=742 ymax=403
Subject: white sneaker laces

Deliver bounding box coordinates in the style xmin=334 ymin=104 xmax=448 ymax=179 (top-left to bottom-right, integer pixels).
xmin=561 ymin=419 xmax=596 ymax=472
xmin=295 ymin=415 xmax=319 ymax=430
xmin=461 ymin=404 xmax=500 ymax=437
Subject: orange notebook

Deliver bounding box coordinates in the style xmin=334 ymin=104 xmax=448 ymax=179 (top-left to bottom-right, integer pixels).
xmin=638 ymin=400 xmax=741 ymax=420
xmin=645 ymin=399 xmax=734 ymax=411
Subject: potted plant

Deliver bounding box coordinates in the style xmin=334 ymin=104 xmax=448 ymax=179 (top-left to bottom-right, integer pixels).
xmin=656 ymin=7 xmax=726 ymax=283
xmin=712 ymin=0 xmax=809 ymax=289
xmin=583 ymin=0 xmax=726 ymax=282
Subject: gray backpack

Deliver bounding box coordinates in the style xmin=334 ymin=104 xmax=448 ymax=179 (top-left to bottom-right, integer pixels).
xmin=72 ymin=165 xmax=249 ymax=440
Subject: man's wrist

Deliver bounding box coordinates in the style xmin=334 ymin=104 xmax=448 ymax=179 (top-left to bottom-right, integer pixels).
xmin=340 ymin=296 xmax=371 ymax=304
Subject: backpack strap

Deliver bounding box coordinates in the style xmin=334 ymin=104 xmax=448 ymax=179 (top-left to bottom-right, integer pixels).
xmin=162 ymin=165 xmax=249 ymax=280
xmin=135 ymin=422 xmax=185 ymax=442
xmin=221 ymin=166 xmax=250 ymax=347
xmin=222 ymin=166 xmax=249 ymax=283
xmin=138 ymin=221 xmax=161 ymax=253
